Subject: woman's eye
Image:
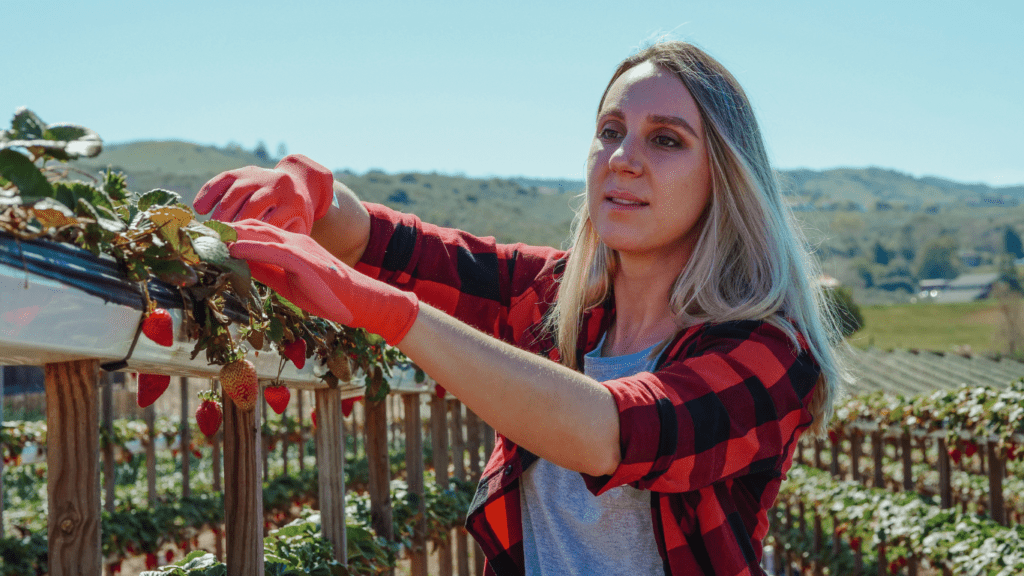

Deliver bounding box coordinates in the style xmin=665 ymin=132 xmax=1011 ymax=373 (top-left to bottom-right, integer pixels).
xmin=599 ymin=128 xmax=621 ymax=140
xmin=653 ymin=134 xmax=680 ymax=148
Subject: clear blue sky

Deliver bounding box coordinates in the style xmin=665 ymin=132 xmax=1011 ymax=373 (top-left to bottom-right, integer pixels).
xmin=5 ymin=0 xmax=1022 ymax=186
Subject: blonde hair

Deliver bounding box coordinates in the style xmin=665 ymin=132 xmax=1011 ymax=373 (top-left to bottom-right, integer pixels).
xmin=547 ymin=41 xmax=847 ymax=436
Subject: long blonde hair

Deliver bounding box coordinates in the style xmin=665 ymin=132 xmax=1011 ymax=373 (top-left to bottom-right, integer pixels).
xmin=547 ymin=41 xmax=847 ymax=435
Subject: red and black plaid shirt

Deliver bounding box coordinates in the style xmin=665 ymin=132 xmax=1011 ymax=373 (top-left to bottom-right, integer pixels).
xmin=356 ymin=203 xmax=821 ymax=576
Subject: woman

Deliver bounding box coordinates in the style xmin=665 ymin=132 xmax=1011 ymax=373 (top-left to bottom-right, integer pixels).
xmin=195 ymin=41 xmax=846 ymax=575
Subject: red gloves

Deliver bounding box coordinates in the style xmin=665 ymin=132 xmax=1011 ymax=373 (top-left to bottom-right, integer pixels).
xmin=193 ymin=155 xmax=335 ymax=235
xmin=228 ymin=220 xmax=419 ymax=346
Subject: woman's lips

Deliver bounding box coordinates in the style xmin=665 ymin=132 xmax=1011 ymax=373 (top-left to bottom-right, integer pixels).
xmin=605 ymin=191 xmax=648 ymax=207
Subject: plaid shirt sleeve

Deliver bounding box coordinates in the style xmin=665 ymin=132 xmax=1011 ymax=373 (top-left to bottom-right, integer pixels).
xmin=582 ymin=320 xmax=820 ymax=496
xmin=353 ymin=202 xmax=566 ymax=342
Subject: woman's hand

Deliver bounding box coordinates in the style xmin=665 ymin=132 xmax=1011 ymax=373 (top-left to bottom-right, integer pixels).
xmin=194 ymin=154 xmax=335 ymax=235
xmin=228 ymin=219 xmax=419 ymax=345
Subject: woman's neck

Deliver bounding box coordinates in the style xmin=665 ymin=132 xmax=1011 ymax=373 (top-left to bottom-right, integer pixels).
xmin=603 ymin=255 xmax=682 ymax=357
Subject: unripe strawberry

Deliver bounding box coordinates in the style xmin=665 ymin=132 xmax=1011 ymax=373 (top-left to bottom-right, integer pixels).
xmin=142 ymin=308 xmax=174 ymax=347
xmin=195 ymin=397 xmax=222 ymax=438
xmin=137 ymin=373 xmax=171 ymax=408
xmin=220 ymin=359 xmax=258 ymax=410
xmin=283 ymin=338 xmax=307 ymax=369
xmin=265 ymin=385 xmax=291 ymax=414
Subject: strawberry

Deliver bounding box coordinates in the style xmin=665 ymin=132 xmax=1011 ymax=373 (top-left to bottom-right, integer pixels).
xmin=342 ymin=395 xmax=363 ymax=417
xmin=145 ymin=553 xmax=158 ymax=569
xmin=849 ymin=536 xmax=861 ymax=552
xmin=311 ymin=409 xmax=317 ymax=429
xmin=195 ymin=391 xmax=223 ymax=438
xmin=137 ymin=373 xmax=171 ymax=408
xmin=142 ymin=308 xmax=174 ymax=347
xmin=165 ymin=550 xmax=175 ymax=563
xmin=434 ymin=384 xmax=447 ymax=399
xmin=948 ymin=447 xmax=962 ymax=465
xmin=220 ymin=358 xmax=258 ymax=410
xmin=964 ymin=441 xmax=977 ymax=458
xmin=828 ymin=429 xmax=839 ymax=445
xmin=265 ymin=385 xmax=291 ymax=414
xmin=283 ymin=338 xmax=307 ymax=369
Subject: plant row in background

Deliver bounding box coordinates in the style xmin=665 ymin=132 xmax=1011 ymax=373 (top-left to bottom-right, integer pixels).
xmin=772 ymin=464 xmax=1024 ymax=575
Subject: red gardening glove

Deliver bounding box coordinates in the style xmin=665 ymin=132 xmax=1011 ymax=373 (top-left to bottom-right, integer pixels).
xmin=228 ymin=219 xmax=419 ymax=345
xmin=193 ymin=154 xmax=335 ymax=234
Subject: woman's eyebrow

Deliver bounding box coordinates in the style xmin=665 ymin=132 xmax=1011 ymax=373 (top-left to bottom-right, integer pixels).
xmin=648 ymin=114 xmax=700 ymax=138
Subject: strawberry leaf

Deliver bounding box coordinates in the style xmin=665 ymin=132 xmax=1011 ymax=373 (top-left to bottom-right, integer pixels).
xmin=0 ymin=149 xmax=52 ymax=200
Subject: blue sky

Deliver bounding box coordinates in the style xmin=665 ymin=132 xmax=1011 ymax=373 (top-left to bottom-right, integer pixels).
xmin=4 ymin=0 xmax=1022 ymax=186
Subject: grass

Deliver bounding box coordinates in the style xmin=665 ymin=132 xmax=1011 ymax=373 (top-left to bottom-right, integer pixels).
xmin=848 ymin=300 xmax=1006 ymax=354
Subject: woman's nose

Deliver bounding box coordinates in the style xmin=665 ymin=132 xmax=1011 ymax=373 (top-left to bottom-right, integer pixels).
xmin=608 ymin=136 xmax=642 ymax=176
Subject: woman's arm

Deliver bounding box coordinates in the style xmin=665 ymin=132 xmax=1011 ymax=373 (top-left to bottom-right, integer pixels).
xmin=309 ymin=181 xmax=371 ymax=268
xmin=398 ymin=304 xmax=621 ymax=477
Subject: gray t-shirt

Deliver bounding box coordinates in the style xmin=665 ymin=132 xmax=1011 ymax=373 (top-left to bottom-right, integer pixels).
xmin=520 ymin=335 xmax=664 ymax=575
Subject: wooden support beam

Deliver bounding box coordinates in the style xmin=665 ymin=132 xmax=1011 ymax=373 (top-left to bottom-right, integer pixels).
xmin=430 ymin=393 xmax=453 ymax=576
xmin=404 ymin=394 xmax=428 ymax=576
xmin=223 ymin=388 xmax=265 ymax=576
xmin=297 ymin=390 xmax=305 ymax=472
xmin=901 ymin=431 xmax=914 ymax=492
xmin=987 ymin=441 xmax=1006 ymax=526
xmin=450 ymin=400 xmax=469 ymax=576
xmin=45 ymin=359 xmax=102 ymax=576
xmin=871 ymin=431 xmax=884 ymax=489
xmin=850 ymin=431 xmax=862 ymax=484
xmin=315 ymin=385 xmax=348 ymax=565
xmin=181 ymin=377 xmax=191 ymax=499
xmin=145 ymin=403 xmax=157 ymax=505
xmin=213 ymin=428 xmax=223 ymax=562
xmin=937 ymin=437 xmax=952 ymax=509
xmin=365 ymin=370 xmax=394 ymax=545
xmin=102 ymin=371 xmax=115 ymax=512
xmin=466 ymin=411 xmax=485 ymax=576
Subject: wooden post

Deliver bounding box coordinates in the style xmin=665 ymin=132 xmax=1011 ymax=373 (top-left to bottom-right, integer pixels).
xmin=297 ymin=390 xmax=305 ymax=472
xmin=831 ymin=434 xmax=841 ymax=478
xmin=451 ymin=400 xmax=469 ymax=576
xmin=404 ymin=394 xmax=428 ymax=576
xmin=937 ymin=437 xmax=952 ymax=509
xmin=901 ymin=431 xmax=913 ymax=491
xmin=365 ymin=370 xmax=394 ymax=548
xmin=466 ymin=411 xmax=485 ymax=576
xmin=987 ymin=441 xmax=1006 ymax=526
xmin=315 ymin=386 xmax=348 ymax=565
xmin=45 ymin=359 xmax=102 ymax=576
xmin=181 ymin=377 xmax=191 ymax=499
xmin=850 ymin=430 xmax=862 ymax=483
xmin=223 ymin=387 xmax=265 ymax=576
xmin=262 ymin=397 xmax=270 ymax=482
xmin=871 ymin=431 xmax=884 ymax=489
xmin=813 ymin=437 xmax=823 ymax=470
xmin=102 ymin=371 xmax=115 ymax=512
xmin=431 ymin=393 xmax=453 ymax=576
xmin=213 ymin=428 xmax=223 ymax=561
xmin=145 ymin=403 xmax=157 ymax=505
xmin=876 ymin=538 xmax=886 ymax=576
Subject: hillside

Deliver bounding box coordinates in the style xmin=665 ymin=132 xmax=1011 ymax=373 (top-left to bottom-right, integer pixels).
xmin=69 ymin=140 xmax=1024 ymax=308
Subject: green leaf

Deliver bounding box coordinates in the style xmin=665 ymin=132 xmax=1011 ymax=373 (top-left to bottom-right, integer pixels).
xmin=10 ymin=108 xmax=46 ymax=140
xmin=149 ymin=258 xmax=199 ymax=287
xmin=137 ymin=188 xmax=183 ymax=212
xmin=203 ymin=220 xmax=237 ymax=243
xmin=269 ymin=316 xmax=285 ymax=344
xmin=273 ymin=293 xmax=305 ymax=317
xmin=0 ymin=148 xmax=53 ymax=199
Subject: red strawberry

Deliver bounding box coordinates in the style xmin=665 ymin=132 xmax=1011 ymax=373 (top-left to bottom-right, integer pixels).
xmin=165 ymin=550 xmax=175 ymax=563
xmin=145 ymin=553 xmax=158 ymax=569
xmin=311 ymin=409 xmax=317 ymax=428
xmin=142 ymin=308 xmax=174 ymax=347
xmin=137 ymin=373 xmax=171 ymax=408
xmin=195 ymin=397 xmax=223 ymax=438
xmin=849 ymin=536 xmax=862 ymax=552
xmin=342 ymin=395 xmax=363 ymax=417
xmin=964 ymin=441 xmax=978 ymax=458
xmin=283 ymin=338 xmax=307 ymax=369
xmin=265 ymin=385 xmax=291 ymax=414
xmin=948 ymin=447 xmax=962 ymax=465
xmin=828 ymin=430 xmax=839 ymax=445
xmin=1008 ymin=443 xmax=1017 ymax=461
xmin=220 ymin=359 xmax=258 ymax=410
xmin=434 ymin=384 xmax=447 ymax=399
xmin=111 ymin=560 xmax=122 ymax=574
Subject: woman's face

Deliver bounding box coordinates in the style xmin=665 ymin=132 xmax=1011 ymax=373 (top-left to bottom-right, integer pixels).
xmin=586 ymin=61 xmax=712 ymax=269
